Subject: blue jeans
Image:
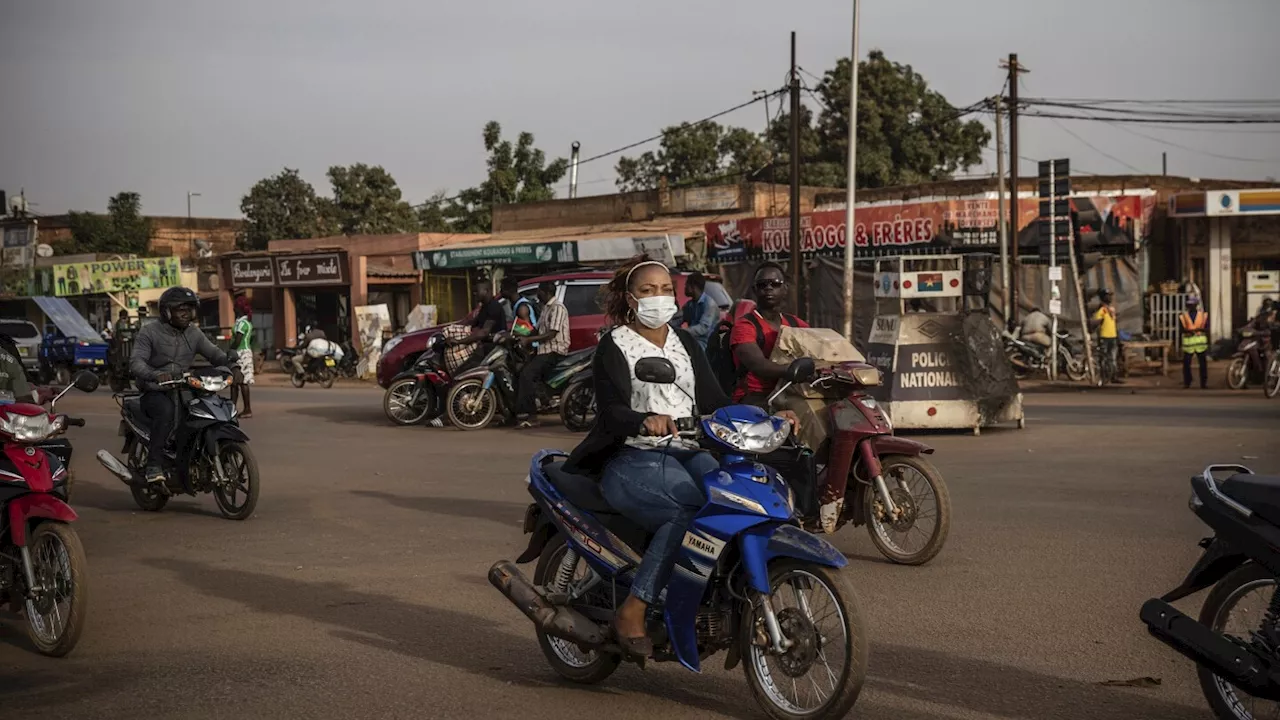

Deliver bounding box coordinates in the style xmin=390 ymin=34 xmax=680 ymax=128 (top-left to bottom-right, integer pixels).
xmin=601 ymin=448 xmax=717 ymax=605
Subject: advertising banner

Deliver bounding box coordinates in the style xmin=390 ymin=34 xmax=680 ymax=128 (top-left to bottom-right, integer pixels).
xmin=274 ymin=253 xmax=347 ymax=287
xmin=415 ymin=242 xmax=577 ymax=270
xmin=51 ymin=257 xmax=181 ymax=297
xmin=707 ymin=195 xmax=1153 ymax=262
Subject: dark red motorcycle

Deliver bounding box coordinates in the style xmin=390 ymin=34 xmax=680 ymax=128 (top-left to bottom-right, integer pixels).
xmin=766 ymin=360 xmax=951 ymax=565
xmin=382 ymin=334 xmax=451 ymax=426
xmin=0 ymin=371 xmax=97 ymax=656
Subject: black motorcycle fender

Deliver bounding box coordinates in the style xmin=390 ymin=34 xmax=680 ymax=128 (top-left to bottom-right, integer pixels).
xmin=1161 ymin=536 xmax=1248 ymax=603
xmin=516 ymin=503 xmax=555 ymax=564
xmin=200 ymin=423 xmax=251 ymax=457
xmin=567 ymin=368 xmax=592 ymax=385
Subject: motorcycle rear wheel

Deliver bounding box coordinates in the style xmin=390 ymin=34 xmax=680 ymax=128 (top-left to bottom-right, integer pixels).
xmin=319 ymin=367 xmax=336 ymax=389
xmin=128 ymin=445 xmax=169 ymax=512
xmin=865 ymin=455 xmax=951 ymax=566
xmin=740 ymin=560 xmax=867 ymax=720
xmin=1197 ymin=563 xmax=1280 ymax=720
xmin=559 ymin=379 xmax=595 ymax=432
xmin=446 ymin=379 xmax=497 ymax=431
xmin=533 ymin=535 xmax=620 ymax=684
xmin=23 ymin=522 xmax=88 ymax=657
xmin=1227 ymin=358 xmax=1249 ymax=390
xmin=212 ymin=441 xmax=260 ymax=521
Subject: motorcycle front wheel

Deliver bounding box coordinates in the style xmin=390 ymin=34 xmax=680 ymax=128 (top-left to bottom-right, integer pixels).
xmin=445 ymin=379 xmax=497 ymax=431
xmin=740 ymin=560 xmax=868 ymax=720
xmin=865 ymin=455 xmax=951 ymax=565
xmin=1059 ymin=351 xmax=1087 ymax=382
xmin=1227 ymin=358 xmax=1249 ymax=390
xmin=289 ymin=370 xmax=306 ymax=389
xmin=1263 ymin=357 xmax=1280 ymax=399
xmin=384 ymin=379 xmax=432 ymax=426
xmin=1197 ymin=563 xmax=1280 ymax=720
xmin=23 ymin=522 xmax=88 ymax=657
xmin=212 ymin=441 xmax=260 ymax=521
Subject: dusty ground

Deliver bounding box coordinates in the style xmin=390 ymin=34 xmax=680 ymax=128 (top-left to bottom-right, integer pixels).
xmin=1 ymin=383 xmax=1277 ymax=719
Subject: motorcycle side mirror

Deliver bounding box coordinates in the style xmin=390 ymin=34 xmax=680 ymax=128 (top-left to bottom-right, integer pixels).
xmin=784 ymin=358 xmax=816 ymax=384
xmin=72 ymin=371 xmax=100 ymax=393
xmin=635 ymin=357 xmax=677 ymax=385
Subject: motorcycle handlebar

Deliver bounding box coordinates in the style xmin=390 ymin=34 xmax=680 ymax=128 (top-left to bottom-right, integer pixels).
xmin=64 ymin=416 xmax=86 ymax=428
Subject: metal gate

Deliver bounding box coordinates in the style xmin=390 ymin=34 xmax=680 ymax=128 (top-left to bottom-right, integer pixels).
xmin=1148 ymin=292 xmax=1189 ymax=346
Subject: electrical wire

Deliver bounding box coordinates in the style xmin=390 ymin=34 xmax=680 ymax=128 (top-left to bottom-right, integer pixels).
xmin=1095 ymin=120 xmax=1280 ymax=164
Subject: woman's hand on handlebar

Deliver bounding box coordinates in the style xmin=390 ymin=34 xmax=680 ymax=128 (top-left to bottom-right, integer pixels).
xmin=642 ymin=414 xmax=679 ymax=438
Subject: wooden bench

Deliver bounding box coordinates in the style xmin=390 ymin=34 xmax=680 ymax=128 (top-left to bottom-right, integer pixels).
xmin=1122 ymin=340 xmax=1170 ymax=376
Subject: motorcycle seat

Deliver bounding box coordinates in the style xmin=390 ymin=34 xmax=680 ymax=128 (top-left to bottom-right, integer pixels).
xmin=544 ymin=460 xmax=615 ymax=514
xmin=1223 ymin=474 xmax=1280 ymax=526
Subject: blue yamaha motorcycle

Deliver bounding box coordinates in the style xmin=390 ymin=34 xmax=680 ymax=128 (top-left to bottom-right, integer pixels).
xmin=489 ymin=358 xmax=868 ymax=720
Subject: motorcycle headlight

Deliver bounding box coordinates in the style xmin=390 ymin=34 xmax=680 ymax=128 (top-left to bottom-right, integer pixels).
xmin=0 ymin=413 xmax=64 ymax=442
xmin=706 ymin=417 xmax=791 ymax=454
xmin=383 ymin=336 xmax=403 ymax=354
xmin=189 ymin=376 xmax=229 ymax=392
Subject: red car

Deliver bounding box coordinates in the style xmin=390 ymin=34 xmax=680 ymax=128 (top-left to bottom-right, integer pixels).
xmin=376 ymin=270 xmax=748 ymax=387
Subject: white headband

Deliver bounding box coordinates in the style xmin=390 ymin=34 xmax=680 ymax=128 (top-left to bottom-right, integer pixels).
xmin=624 ymin=260 xmax=669 ymax=288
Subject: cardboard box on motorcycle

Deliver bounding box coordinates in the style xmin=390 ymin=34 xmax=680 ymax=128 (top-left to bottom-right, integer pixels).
xmin=766 ymin=327 xmax=868 ymax=453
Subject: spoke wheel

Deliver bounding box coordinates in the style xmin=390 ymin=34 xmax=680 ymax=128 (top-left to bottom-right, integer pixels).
xmin=128 ymin=444 xmax=169 ymax=512
xmin=319 ymin=367 xmax=336 ymax=389
xmin=1264 ymin=358 xmax=1280 ymax=399
xmin=741 ymin=562 xmax=867 ymax=720
xmin=1198 ymin=564 xmax=1280 ymax=720
xmin=212 ymin=441 xmax=260 ymax=520
xmin=23 ymin=523 xmax=88 ymax=657
xmin=446 ymin=379 xmax=497 ymax=431
xmin=384 ymin=379 xmax=433 ymax=425
xmin=865 ymin=455 xmax=951 ymax=565
xmin=1227 ymin=358 xmax=1249 ymax=390
xmin=559 ymin=380 xmax=596 ymax=432
xmin=532 ymin=535 xmax=619 ymax=684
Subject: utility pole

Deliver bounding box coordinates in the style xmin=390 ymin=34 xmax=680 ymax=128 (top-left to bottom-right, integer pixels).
xmin=789 ymin=31 xmax=804 ymax=316
xmin=1162 ymin=151 xmax=1168 ymax=176
xmin=568 ymin=142 xmax=581 ymax=199
xmin=994 ymin=95 xmax=1010 ymax=323
xmin=1002 ymin=54 xmax=1026 ymax=324
xmin=841 ymin=1 xmax=861 ymax=342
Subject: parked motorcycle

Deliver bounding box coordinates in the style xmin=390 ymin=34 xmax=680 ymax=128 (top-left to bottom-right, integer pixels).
xmin=336 ymin=340 xmax=360 ymax=379
xmin=764 ymin=360 xmax=950 ymax=565
xmin=1264 ymin=352 xmax=1280 ymax=399
xmin=490 ymin=357 xmax=867 ymax=720
xmin=1003 ymin=330 xmax=1087 ymax=382
xmin=95 ymin=367 xmax=259 ymax=520
xmin=1228 ymin=328 xmax=1271 ymax=390
xmin=1141 ymin=464 xmax=1280 ymax=719
xmin=0 ymin=370 xmax=98 ymax=657
xmin=445 ymin=336 xmax=594 ymax=431
xmin=383 ymin=334 xmax=450 ymax=426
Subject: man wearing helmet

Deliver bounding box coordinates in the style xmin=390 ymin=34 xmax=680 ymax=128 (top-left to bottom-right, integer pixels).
xmin=129 ymin=286 xmax=235 ymax=485
xmin=1179 ymin=295 xmax=1209 ymax=389
xmin=1091 ymin=288 xmax=1121 ymax=384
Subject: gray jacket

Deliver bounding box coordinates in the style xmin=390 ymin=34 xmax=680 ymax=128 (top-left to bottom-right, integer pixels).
xmin=130 ymin=321 xmax=233 ymax=391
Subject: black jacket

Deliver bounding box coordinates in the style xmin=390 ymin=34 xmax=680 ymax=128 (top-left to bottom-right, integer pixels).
xmin=564 ymin=327 xmax=731 ymax=476
xmin=130 ymin=321 xmax=233 ymax=391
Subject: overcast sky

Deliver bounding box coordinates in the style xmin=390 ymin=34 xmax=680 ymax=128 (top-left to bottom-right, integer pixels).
xmin=3 ymin=0 xmax=1278 ymax=218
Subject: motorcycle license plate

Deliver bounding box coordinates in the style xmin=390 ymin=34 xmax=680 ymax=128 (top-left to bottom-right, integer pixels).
xmin=324 ymin=357 xmax=336 ymax=367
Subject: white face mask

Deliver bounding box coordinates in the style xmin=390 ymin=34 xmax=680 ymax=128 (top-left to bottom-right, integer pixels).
xmin=630 ymin=294 xmax=678 ymax=329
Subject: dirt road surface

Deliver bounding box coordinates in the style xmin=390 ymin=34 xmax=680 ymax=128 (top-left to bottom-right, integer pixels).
xmin=1 ymin=385 xmax=1276 ymax=719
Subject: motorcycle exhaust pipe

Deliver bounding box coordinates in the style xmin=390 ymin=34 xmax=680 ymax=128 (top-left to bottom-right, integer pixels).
xmin=488 ymin=560 xmax=607 ymax=647
xmin=1140 ymin=599 xmax=1280 ymax=697
xmin=96 ymin=450 xmax=134 ymax=485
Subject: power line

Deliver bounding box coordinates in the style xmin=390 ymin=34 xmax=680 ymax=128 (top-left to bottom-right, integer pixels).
xmin=1045 ymin=116 xmax=1144 ymax=173
xmin=412 ymin=89 xmax=786 ymax=209
xmin=1097 ymin=120 xmax=1280 ymax=164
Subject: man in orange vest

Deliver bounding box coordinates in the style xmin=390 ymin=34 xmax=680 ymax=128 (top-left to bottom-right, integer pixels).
xmin=1180 ymin=295 xmax=1209 ymax=389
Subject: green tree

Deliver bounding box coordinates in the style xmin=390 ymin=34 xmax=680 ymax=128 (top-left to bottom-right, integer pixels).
xmin=326 ymin=163 xmax=418 ymax=235
xmin=615 ymin=121 xmax=772 ymax=191
xmin=56 ymin=191 xmax=153 ymax=255
xmin=416 ymin=191 xmax=451 ymax=233
xmin=443 ymin=121 xmax=569 ymax=233
xmin=239 ymin=168 xmax=334 ymax=250
xmin=613 ymin=49 xmax=990 ymax=191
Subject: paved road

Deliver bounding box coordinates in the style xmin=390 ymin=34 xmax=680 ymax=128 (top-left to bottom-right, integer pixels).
xmin=1 ymin=385 xmax=1277 ymax=719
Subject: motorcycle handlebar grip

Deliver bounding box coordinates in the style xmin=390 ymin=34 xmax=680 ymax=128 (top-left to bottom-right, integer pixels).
xmin=66 ymin=417 xmax=86 ymax=427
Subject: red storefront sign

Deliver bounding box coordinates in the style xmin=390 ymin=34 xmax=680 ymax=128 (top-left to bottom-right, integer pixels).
xmin=707 ymin=195 xmax=1153 ymax=261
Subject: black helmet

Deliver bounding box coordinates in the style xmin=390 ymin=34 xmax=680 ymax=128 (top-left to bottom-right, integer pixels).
xmin=158 ymin=286 xmax=199 ymax=321
xmin=1098 ymin=288 xmax=1114 ymax=301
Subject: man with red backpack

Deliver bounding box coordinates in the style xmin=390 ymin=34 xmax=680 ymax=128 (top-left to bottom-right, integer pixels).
xmin=729 ymin=262 xmax=809 ymax=404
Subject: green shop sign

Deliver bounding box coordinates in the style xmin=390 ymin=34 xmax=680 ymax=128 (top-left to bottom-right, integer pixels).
xmin=414 ymin=242 xmax=577 ymax=270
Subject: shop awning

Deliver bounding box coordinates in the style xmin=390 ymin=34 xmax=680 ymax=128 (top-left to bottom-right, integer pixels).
xmin=31 ymin=296 xmax=106 ymax=344
xmin=1169 ymin=188 xmax=1280 ymax=218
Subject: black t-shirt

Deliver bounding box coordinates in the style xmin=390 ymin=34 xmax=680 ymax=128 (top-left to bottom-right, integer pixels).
xmin=472 ymin=299 xmax=507 ymax=336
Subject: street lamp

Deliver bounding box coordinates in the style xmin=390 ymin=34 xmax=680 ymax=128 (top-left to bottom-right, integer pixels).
xmin=841 ymin=0 xmax=861 ymax=341
xmin=187 ymin=191 xmax=202 ymax=222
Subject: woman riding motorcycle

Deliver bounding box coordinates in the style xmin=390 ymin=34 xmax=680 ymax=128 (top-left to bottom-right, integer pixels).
xmin=562 ymin=257 xmax=796 ymax=659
